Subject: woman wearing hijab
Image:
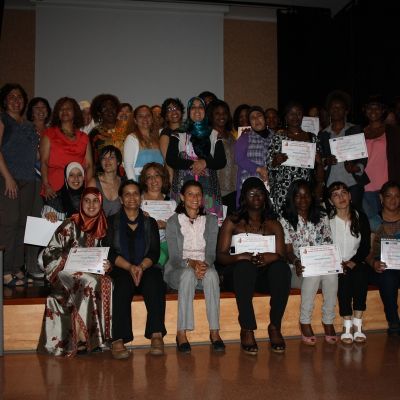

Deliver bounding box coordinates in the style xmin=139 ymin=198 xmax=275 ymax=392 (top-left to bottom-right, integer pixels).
xmin=42 ymin=162 xmax=85 ymax=222
xmin=38 ymin=187 xmax=112 ymax=357
xmin=166 ymin=96 xmax=226 ymax=223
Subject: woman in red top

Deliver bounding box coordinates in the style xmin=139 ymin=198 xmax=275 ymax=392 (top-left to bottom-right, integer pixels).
xmin=40 ymin=97 xmax=93 ymax=200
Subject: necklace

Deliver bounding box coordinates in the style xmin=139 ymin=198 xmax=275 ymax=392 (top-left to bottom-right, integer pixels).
xmin=61 ymin=127 xmax=75 ymax=138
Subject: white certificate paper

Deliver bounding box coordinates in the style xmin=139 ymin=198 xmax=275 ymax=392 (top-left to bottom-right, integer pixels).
xmin=301 ymin=116 xmax=320 ymax=135
xmin=329 ymin=133 xmax=368 ymax=162
xmin=141 ymin=200 xmax=175 ymax=221
xmin=24 ymin=216 xmax=62 ymax=246
xmin=381 ymin=239 xmax=400 ymax=270
xmin=237 ymin=126 xmax=251 ymax=138
xmin=64 ymin=247 xmax=110 ymax=275
xmin=230 ymin=233 xmax=276 ymax=255
xmin=281 ymin=140 xmax=316 ymax=169
xmin=300 ymin=244 xmax=343 ymax=277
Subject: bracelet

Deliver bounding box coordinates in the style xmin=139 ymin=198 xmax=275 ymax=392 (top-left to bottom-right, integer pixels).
xmin=139 ymin=263 xmax=145 ymax=271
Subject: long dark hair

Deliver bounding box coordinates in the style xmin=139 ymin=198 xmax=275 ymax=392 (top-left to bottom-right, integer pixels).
xmin=231 ymin=177 xmax=276 ymax=224
xmin=282 ymin=179 xmax=324 ymax=230
xmin=175 ymin=180 xmax=206 ymax=216
xmin=327 ymin=181 xmax=360 ymax=237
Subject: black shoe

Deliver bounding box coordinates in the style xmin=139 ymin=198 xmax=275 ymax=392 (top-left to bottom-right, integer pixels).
xmin=387 ymin=323 xmax=400 ymax=336
xmin=176 ymin=336 xmax=191 ymax=353
xmin=240 ymin=329 xmax=258 ymax=355
xmin=268 ymin=324 xmax=286 ymax=353
xmin=210 ymin=335 xmax=226 ymax=352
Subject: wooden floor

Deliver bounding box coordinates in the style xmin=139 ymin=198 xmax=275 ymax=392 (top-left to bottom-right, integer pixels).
xmin=1 ymin=333 xmax=400 ymax=400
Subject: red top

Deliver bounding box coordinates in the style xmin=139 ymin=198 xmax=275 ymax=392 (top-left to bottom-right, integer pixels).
xmin=43 ymin=126 xmax=89 ymax=191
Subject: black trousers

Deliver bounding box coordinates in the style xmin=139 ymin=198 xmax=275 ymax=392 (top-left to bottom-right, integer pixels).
xmin=110 ymin=266 xmax=167 ymax=342
xmin=338 ymin=262 xmax=369 ymax=316
xmin=223 ymin=260 xmax=291 ymax=330
xmin=369 ymin=267 xmax=400 ymax=326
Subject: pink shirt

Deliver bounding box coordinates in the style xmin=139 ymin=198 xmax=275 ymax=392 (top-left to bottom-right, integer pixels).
xmin=365 ymin=133 xmax=388 ymax=192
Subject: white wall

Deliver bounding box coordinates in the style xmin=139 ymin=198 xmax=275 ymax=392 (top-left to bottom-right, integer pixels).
xmin=35 ymin=1 xmax=227 ymax=108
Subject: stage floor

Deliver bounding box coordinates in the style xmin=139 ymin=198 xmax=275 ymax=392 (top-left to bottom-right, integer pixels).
xmin=1 ymin=332 xmax=399 ymax=400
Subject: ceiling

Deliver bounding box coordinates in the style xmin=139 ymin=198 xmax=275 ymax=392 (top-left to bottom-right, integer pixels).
xmin=4 ymin=0 xmax=351 ymax=17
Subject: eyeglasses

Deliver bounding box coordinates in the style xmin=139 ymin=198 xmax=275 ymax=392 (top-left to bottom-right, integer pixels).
xmin=167 ymin=106 xmax=179 ymax=113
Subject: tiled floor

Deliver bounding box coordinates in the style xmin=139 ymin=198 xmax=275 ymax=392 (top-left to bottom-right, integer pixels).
xmin=1 ymin=332 xmax=399 ymax=400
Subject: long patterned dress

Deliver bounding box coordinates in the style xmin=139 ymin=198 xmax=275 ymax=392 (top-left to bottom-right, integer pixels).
xmin=37 ymin=219 xmax=112 ymax=357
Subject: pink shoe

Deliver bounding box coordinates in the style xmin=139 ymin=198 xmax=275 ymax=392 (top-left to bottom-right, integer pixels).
xmin=300 ymin=323 xmax=316 ymax=346
xmin=323 ymin=323 xmax=338 ymax=344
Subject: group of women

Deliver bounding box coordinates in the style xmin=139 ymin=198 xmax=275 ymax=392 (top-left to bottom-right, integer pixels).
xmin=1 ymin=82 xmax=400 ymax=359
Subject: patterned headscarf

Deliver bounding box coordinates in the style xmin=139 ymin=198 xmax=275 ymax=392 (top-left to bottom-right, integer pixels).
xmin=71 ymin=187 xmax=108 ymax=239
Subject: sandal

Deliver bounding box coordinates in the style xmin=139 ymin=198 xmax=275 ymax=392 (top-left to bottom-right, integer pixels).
xmin=240 ymin=329 xmax=258 ymax=355
xmin=268 ymin=324 xmax=286 ymax=353
xmin=323 ymin=323 xmax=338 ymax=344
xmin=15 ymin=271 xmax=33 ymax=284
xmin=300 ymin=323 xmax=316 ymax=346
xmin=340 ymin=319 xmax=353 ymax=344
xmin=3 ymin=274 xmax=25 ymax=287
xmin=352 ymin=317 xmax=366 ymax=343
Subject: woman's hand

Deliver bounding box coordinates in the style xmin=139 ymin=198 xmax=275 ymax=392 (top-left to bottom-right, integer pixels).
xmin=323 ymin=155 xmax=337 ymax=166
xmin=191 ymin=159 xmax=207 ymax=176
xmin=188 ymin=259 xmax=208 ymax=279
xmin=344 ymin=161 xmax=360 ymax=174
xmin=157 ymin=220 xmax=167 ymax=229
xmin=294 ymin=259 xmax=304 ymax=277
xmin=129 ymin=264 xmax=143 ymax=286
xmin=43 ymin=183 xmax=57 ymax=200
xmin=256 ymin=166 xmax=268 ymax=182
xmin=4 ymin=176 xmax=18 ymax=199
xmin=103 ymin=260 xmax=112 ymax=273
xmin=373 ymin=260 xmax=386 ymax=274
xmin=272 ymin=153 xmax=288 ymax=168
xmin=44 ymin=212 xmax=58 ymax=223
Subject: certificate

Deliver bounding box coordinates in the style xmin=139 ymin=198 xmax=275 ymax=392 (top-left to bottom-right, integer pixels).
xmin=281 ymin=140 xmax=316 ymax=169
xmin=300 ymin=244 xmax=343 ymax=277
xmin=381 ymin=239 xmax=400 ymax=270
xmin=329 ymin=133 xmax=368 ymax=162
xmin=141 ymin=200 xmax=175 ymax=221
xmin=64 ymin=247 xmax=110 ymax=275
xmin=24 ymin=216 xmax=62 ymax=246
xmin=237 ymin=126 xmax=251 ymax=138
xmin=301 ymin=116 xmax=320 ymax=135
xmin=230 ymin=233 xmax=276 ymax=255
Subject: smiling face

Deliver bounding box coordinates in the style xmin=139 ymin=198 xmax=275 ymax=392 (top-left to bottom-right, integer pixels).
xmin=249 ymin=110 xmax=266 ymax=132
xmin=189 ymin=99 xmax=205 ymax=122
xmin=365 ymin=103 xmax=384 ymax=123
xmin=165 ymin=103 xmax=183 ymax=126
xmin=381 ymin=186 xmax=400 ymax=213
xmin=100 ymin=151 xmax=118 ymax=173
xmin=67 ymin=167 xmax=84 ymax=190
xmin=180 ymin=185 xmax=203 ymax=214
xmin=330 ymin=186 xmax=351 ymax=210
xmin=144 ymin=167 xmax=163 ymax=194
xmin=294 ymin=184 xmax=312 ymax=215
xmin=120 ymin=183 xmax=141 ymax=211
xmin=134 ymin=106 xmax=153 ymax=131
xmin=82 ymin=193 xmax=101 ymax=217
xmin=6 ymin=89 xmax=25 ymax=116
xmin=212 ymin=105 xmax=228 ymax=130
xmin=32 ymin=101 xmax=48 ymax=123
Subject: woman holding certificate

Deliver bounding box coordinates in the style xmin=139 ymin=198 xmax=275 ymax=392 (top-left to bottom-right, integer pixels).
xmin=268 ymin=102 xmax=324 ymax=214
xmin=217 ymin=177 xmax=291 ymax=354
xmin=280 ymin=180 xmax=337 ymax=345
xmin=367 ymin=181 xmax=400 ymax=336
xmin=38 ymin=187 xmax=112 ymax=356
xmin=105 ymin=180 xmax=166 ymax=359
xmin=164 ymin=180 xmax=224 ymax=353
xmin=139 ymin=162 xmax=176 ymax=267
xmin=328 ymin=182 xmax=371 ymax=344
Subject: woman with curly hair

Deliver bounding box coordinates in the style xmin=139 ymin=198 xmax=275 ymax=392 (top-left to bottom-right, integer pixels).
xmin=166 ymin=96 xmax=226 ymax=223
xmin=89 ymin=94 xmax=127 ymax=164
xmin=40 ymin=97 xmax=93 ymax=200
xmin=123 ymin=105 xmax=164 ymax=181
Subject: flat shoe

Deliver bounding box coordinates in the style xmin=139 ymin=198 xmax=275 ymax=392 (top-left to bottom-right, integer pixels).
xmin=210 ymin=335 xmax=225 ymax=352
xmin=111 ymin=339 xmax=130 ymax=360
xmin=150 ymin=336 xmax=164 ymax=355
